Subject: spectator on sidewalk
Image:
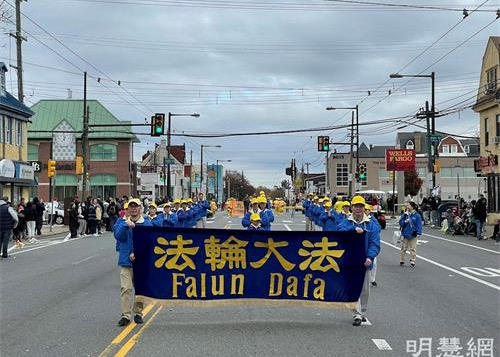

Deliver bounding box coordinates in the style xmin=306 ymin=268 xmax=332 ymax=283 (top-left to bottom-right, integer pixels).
xmin=94 ymin=199 xmax=103 ymax=235
xmin=33 ymin=197 xmax=45 ymax=235
xmin=491 ymin=220 xmax=499 ymax=243
xmin=77 ymin=199 xmax=87 ymax=237
xmin=87 ymin=200 xmax=97 ymax=236
xmin=68 ymin=200 xmax=80 ymax=238
xmin=107 ymin=198 xmax=119 ymax=231
xmin=472 ymin=194 xmax=487 ymax=240
xmin=0 ymin=197 xmax=18 ymax=258
xmin=428 ymin=196 xmax=439 ymax=227
xmin=14 ymin=198 xmax=27 ymax=247
xmin=24 ymin=201 xmax=38 ymax=243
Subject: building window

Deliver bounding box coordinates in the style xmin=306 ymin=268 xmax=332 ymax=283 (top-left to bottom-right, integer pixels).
xmin=417 ymin=167 xmax=426 ymax=177
xmin=450 ymin=144 xmax=457 ymax=153
xmin=485 ymin=118 xmax=489 ymax=146
xmin=464 ymin=145 xmax=470 ymax=154
xmin=378 ymin=169 xmax=389 ymax=179
xmin=90 ymin=174 xmax=117 ymax=199
xmin=5 ymin=117 xmax=13 ymax=144
xmin=440 ymin=168 xmax=453 ymax=178
xmin=486 ymin=67 xmax=497 ymax=93
xmin=28 ymin=144 xmax=39 ymax=160
xmin=54 ymin=174 xmax=78 ymax=201
xmin=336 ymin=163 xmax=348 ymax=187
xmin=16 ymin=120 xmax=22 ymax=146
xmin=463 ymin=168 xmax=476 ymax=178
xmin=0 ymin=115 xmax=3 ymax=143
xmin=442 ymin=144 xmax=449 ymax=154
xmin=90 ymin=143 xmax=117 ymax=160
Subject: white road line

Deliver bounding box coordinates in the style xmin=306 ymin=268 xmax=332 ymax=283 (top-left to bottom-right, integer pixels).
xmin=206 ymin=221 xmax=214 ymax=224
xmin=9 ymin=236 xmax=85 ymax=256
xmin=422 ymin=232 xmax=500 ymax=255
xmin=282 ymin=220 xmax=293 ymax=223
xmin=73 ymin=255 xmax=97 ymax=265
xmin=284 ymin=224 xmax=292 ymax=231
xmin=361 ymin=318 xmax=372 ymax=326
xmin=381 ymin=240 xmax=500 ymax=291
xmin=372 ymin=339 xmax=392 ymax=350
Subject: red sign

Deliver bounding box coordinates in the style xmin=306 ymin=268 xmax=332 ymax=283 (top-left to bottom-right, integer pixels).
xmin=385 ymin=149 xmax=416 ymax=171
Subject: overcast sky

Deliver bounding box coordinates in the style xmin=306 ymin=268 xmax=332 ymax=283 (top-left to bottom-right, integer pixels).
xmin=2 ymin=0 xmax=498 ymax=187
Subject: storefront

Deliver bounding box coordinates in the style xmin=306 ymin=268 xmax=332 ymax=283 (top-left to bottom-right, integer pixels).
xmin=477 ymin=154 xmax=499 ymax=222
xmin=0 ymin=158 xmax=37 ymax=204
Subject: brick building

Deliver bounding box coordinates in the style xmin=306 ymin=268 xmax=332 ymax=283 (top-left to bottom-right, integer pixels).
xmin=28 ymin=100 xmax=138 ymax=201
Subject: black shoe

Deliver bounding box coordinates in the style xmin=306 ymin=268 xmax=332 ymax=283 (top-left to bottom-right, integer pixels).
xmin=117 ymin=317 xmax=130 ymax=326
xmin=134 ymin=315 xmax=143 ymax=324
xmin=370 ymin=281 xmax=378 ymax=287
xmin=361 ymin=317 xmax=367 ymax=322
xmin=2 ymin=255 xmax=8 ymax=259
xmin=410 ymin=262 xmax=415 ymax=267
xmin=400 ymin=262 xmax=404 ymax=266
xmin=353 ymin=316 xmax=362 ymax=326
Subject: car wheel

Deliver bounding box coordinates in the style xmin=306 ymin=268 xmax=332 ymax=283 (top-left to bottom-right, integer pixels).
xmin=55 ymin=216 xmax=64 ymax=225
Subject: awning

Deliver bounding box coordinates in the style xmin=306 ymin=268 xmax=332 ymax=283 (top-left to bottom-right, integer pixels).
xmin=0 ymin=176 xmax=38 ymax=186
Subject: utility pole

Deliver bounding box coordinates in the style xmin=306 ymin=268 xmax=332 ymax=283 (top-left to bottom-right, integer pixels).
xmin=166 ymin=112 xmax=172 ymax=199
xmin=425 ymin=101 xmax=433 ymax=196
xmin=10 ymin=0 xmax=26 ymax=102
xmin=349 ymin=111 xmax=355 ymax=197
xmin=325 ymin=150 xmax=329 ymax=195
xmin=304 ymin=162 xmax=310 ymax=192
xmin=81 ymin=72 xmax=88 ymax=199
xmin=189 ymin=149 xmax=193 ymax=197
xmin=431 ymin=72 xmax=436 ymax=190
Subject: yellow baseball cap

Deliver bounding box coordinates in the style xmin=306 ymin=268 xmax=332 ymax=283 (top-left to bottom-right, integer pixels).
xmin=251 ymin=198 xmax=258 ymax=204
xmin=318 ymin=198 xmax=324 ymax=203
xmin=308 ymin=192 xmax=314 ymax=196
xmin=123 ymin=202 xmax=129 ymax=209
xmin=351 ymin=195 xmax=365 ymax=205
xmin=181 ymin=199 xmax=188 ymax=204
xmin=174 ymin=199 xmax=181 ymax=204
xmin=187 ymin=198 xmax=193 ymax=203
xmin=163 ymin=202 xmax=171 ymax=207
xmin=323 ymin=197 xmax=330 ymax=202
xmin=259 ymin=190 xmax=265 ymax=195
xmin=365 ymin=203 xmax=373 ymax=210
xmin=148 ymin=202 xmax=157 ymax=209
xmin=127 ymin=198 xmax=141 ymax=206
xmin=250 ymin=213 xmax=261 ymax=221
xmin=313 ymin=196 xmax=319 ymax=200
xmin=257 ymin=196 xmax=267 ymax=204
xmin=342 ymin=201 xmax=351 ymax=207
xmin=325 ymin=201 xmax=332 ymax=208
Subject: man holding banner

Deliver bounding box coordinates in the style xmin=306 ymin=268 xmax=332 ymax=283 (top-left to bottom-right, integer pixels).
xmin=338 ymin=195 xmax=381 ymax=326
xmin=114 ymin=198 xmax=153 ymax=327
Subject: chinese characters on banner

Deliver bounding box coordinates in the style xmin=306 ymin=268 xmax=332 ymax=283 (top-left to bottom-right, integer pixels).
xmin=132 ymin=226 xmax=367 ymax=306
xmin=386 ymin=149 xmax=416 ymax=172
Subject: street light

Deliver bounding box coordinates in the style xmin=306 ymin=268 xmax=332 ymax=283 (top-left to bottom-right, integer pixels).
xmin=166 ymin=112 xmax=200 ymax=199
xmin=389 ymin=72 xmax=436 ymax=191
xmin=200 ymin=144 xmax=221 ymax=197
xmin=326 ymin=105 xmax=359 ymax=196
xmin=216 ymin=159 xmax=232 ymax=205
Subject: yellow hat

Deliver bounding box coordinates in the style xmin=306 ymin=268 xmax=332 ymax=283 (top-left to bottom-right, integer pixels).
xmin=342 ymin=201 xmax=351 ymax=207
xmin=174 ymin=199 xmax=181 ymax=204
xmin=365 ymin=204 xmax=373 ymax=211
xmin=163 ymin=202 xmax=171 ymax=207
xmin=351 ymin=195 xmax=365 ymax=205
xmin=251 ymin=198 xmax=258 ymax=204
xmin=318 ymin=198 xmax=324 ymax=203
xmin=257 ymin=196 xmax=267 ymax=204
xmin=148 ymin=202 xmax=157 ymax=209
xmin=308 ymin=192 xmax=314 ymax=196
xmin=325 ymin=201 xmax=332 ymax=208
xmin=127 ymin=198 xmax=141 ymax=206
xmin=313 ymin=196 xmax=319 ymax=200
xmin=187 ymin=198 xmax=193 ymax=203
xmin=259 ymin=190 xmax=265 ymax=195
xmin=250 ymin=213 xmax=261 ymax=221
xmin=123 ymin=202 xmax=129 ymax=209
xmin=181 ymin=199 xmax=188 ymax=204
xmin=323 ymin=197 xmax=330 ymax=202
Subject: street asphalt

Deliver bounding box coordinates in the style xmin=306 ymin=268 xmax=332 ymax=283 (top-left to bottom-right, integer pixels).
xmin=1 ymin=211 xmax=499 ymax=357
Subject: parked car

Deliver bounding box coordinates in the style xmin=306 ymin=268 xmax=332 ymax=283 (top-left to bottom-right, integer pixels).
xmin=44 ymin=204 xmax=65 ymax=225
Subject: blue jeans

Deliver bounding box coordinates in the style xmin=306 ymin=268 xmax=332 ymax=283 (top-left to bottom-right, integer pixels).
xmin=0 ymin=230 xmax=12 ymax=257
xmin=476 ymin=220 xmax=484 ymax=239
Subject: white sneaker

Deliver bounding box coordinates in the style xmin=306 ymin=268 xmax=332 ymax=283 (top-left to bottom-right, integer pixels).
xmin=93 ymin=233 xmax=98 ymax=237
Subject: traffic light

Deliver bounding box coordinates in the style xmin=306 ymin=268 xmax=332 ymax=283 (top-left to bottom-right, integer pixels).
xmin=151 ymin=113 xmax=165 ymax=136
xmin=47 ymin=160 xmax=56 ymax=178
xmin=433 ymin=158 xmax=441 ymax=173
xmin=317 ymin=136 xmax=330 ymax=151
xmin=357 ymin=163 xmax=367 ymax=184
xmin=75 ymin=156 xmax=84 ymax=175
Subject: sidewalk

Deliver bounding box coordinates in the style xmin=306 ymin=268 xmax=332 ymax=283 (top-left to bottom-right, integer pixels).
xmin=39 ymin=224 xmax=70 ymax=239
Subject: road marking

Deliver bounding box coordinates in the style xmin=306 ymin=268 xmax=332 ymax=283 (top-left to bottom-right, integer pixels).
xmin=361 ymin=318 xmax=372 ymax=326
xmin=381 ymin=240 xmax=500 ymax=291
xmin=282 ymin=220 xmax=293 ymax=223
xmin=9 ymin=236 xmax=85 ymax=256
xmin=206 ymin=221 xmax=214 ymax=224
xmin=372 ymin=339 xmax=392 ymax=350
xmin=113 ymin=305 xmax=163 ymax=357
xmin=73 ymin=255 xmax=97 ymax=265
xmin=227 ymin=220 xmax=232 ymax=223
xmin=422 ymin=232 xmax=500 ymax=255
xmin=97 ymin=303 xmax=156 ymax=357
xmin=460 ymin=267 xmax=500 ymax=277
xmin=416 ymin=240 xmax=429 ymax=245
xmin=284 ymin=224 xmax=292 ymax=231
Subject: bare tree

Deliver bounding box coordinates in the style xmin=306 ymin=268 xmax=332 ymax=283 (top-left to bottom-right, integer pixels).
xmin=0 ymin=1 xmax=13 ymax=25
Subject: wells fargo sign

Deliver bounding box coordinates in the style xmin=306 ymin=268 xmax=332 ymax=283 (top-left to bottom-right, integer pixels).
xmin=132 ymin=226 xmax=366 ymax=307
xmin=385 ymin=149 xmax=416 ymax=171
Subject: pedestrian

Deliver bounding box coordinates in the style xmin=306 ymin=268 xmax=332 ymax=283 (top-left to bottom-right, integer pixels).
xmin=107 ymin=198 xmax=119 ymax=231
xmin=14 ymin=198 xmax=26 ymax=247
xmin=94 ymin=199 xmax=103 ymax=235
xmin=399 ymin=201 xmax=423 ymax=267
xmin=336 ymin=195 xmax=380 ymax=326
xmin=33 ymin=197 xmax=45 ymax=236
xmin=87 ymin=199 xmax=97 ymax=236
xmin=472 ymin=194 xmax=487 ymax=240
xmin=0 ymin=197 xmax=19 ymax=259
xmin=68 ymin=200 xmax=79 ymax=238
xmin=24 ymin=201 xmax=37 ymax=243
xmin=114 ymin=198 xmax=152 ymax=326
xmin=197 ymin=192 xmax=209 ymax=228
xmin=77 ymin=200 xmax=87 ymax=237
xmin=365 ymin=204 xmax=381 ymax=287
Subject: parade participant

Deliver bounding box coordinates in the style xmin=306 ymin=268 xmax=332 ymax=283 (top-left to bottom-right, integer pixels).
xmin=247 ymin=213 xmax=264 ymax=230
xmin=113 ymin=198 xmax=152 ymax=327
xmin=303 ymin=193 xmax=314 ymax=231
xmin=313 ymin=198 xmax=325 ymax=230
xmin=186 ymin=198 xmax=197 ymax=227
xmin=334 ymin=197 xmax=344 ymax=213
xmin=306 ymin=196 xmax=319 ymax=231
xmin=145 ymin=203 xmax=162 ymax=226
xmin=341 ymin=201 xmax=351 ymax=216
xmin=320 ymin=201 xmax=338 ymax=231
xmin=365 ymin=204 xmax=380 ymax=287
xmin=197 ymin=193 xmax=210 ymax=228
xmin=172 ymin=199 xmax=181 ymax=213
xmin=241 ymin=198 xmax=269 ymax=229
xmin=161 ymin=202 xmax=178 ymax=227
xmin=337 ymin=195 xmax=380 ymax=326
xmin=399 ymin=201 xmax=422 ymax=267
xmin=176 ymin=199 xmax=191 ymax=228
xmin=258 ymin=195 xmax=274 ymax=231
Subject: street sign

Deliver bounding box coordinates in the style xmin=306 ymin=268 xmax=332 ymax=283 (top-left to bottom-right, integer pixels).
xmin=163 ymin=157 xmax=176 ymax=165
xmin=385 ymin=149 xmax=416 ymax=171
xmin=430 ymin=134 xmax=441 ymax=144
xmin=29 ymin=161 xmax=42 ymax=172
xmin=192 ymin=182 xmax=200 ymax=189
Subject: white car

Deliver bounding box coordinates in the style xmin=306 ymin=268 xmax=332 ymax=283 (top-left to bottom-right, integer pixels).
xmin=44 ymin=204 xmax=65 ymax=225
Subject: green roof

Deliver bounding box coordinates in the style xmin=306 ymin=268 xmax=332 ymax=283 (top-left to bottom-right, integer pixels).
xmin=28 ymin=99 xmax=139 ymax=142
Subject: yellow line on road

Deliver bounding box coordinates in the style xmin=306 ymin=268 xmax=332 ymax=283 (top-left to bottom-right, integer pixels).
xmin=97 ymin=302 xmax=155 ymax=357
xmin=113 ymin=305 xmax=164 ymax=357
